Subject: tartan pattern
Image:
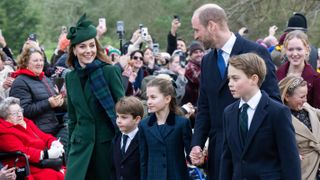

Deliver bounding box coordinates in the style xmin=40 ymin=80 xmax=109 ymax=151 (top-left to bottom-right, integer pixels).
xmin=239 ymin=103 xmax=249 ymax=144
xmin=75 ymin=59 xmax=117 ymax=128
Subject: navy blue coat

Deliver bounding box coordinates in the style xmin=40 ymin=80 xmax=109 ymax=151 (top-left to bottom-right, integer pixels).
xmin=191 ymin=34 xmax=281 ymax=180
xmin=112 ymin=132 xmax=140 ymax=180
xmin=219 ymin=91 xmax=301 ymax=180
xmin=139 ymin=112 xmax=192 ymax=180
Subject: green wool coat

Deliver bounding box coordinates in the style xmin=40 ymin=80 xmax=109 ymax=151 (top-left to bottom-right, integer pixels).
xmin=65 ymin=64 xmax=124 ymax=180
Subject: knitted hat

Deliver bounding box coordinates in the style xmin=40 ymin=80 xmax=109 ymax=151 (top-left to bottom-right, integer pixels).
xmin=188 ymin=41 xmax=204 ymax=55
xmin=285 ymin=13 xmax=307 ymax=32
xmin=67 ymin=14 xmax=97 ymax=45
xmin=108 ymin=48 xmax=121 ymax=56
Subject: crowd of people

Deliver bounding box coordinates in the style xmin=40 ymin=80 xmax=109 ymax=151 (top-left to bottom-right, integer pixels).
xmin=0 ymin=2 xmax=319 ymax=180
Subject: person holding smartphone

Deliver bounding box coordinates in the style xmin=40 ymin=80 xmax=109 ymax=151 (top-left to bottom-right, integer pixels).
xmin=166 ymin=15 xmax=187 ymax=56
xmin=0 ymin=51 xmax=14 ymax=100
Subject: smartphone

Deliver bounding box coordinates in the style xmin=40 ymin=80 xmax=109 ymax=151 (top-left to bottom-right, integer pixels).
xmin=153 ymin=43 xmax=160 ymax=55
xmin=141 ymin=27 xmax=148 ymax=40
xmin=0 ymin=29 xmax=2 ymax=36
xmin=173 ymin=15 xmax=180 ymax=21
xmin=116 ymin=21 xmax=124 ymax=33
xmin=7 ymin=72 xmax=12 ymax=77
xmin=61 ymin=26 xmax=67 ymax=34
xmin=139 ymin=24 xmax=144 ymax=30
xmin=28 ymin=33 xmax=37 ymax=42
xmin=99 ymin=18 xmax=106 ymax=29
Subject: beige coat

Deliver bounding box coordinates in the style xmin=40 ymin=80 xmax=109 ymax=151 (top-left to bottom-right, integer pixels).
xmin=292 ymin=103 xmax=320 ymax=180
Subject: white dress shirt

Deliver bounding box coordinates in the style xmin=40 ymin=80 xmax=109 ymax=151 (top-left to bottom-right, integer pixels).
xmin=220 ymin=33 xmax=237 ymax=66
xmin=121 ymin=127 xmax=139 ymax=152
xmin=239 ymin=90 xmax=262 ymax=130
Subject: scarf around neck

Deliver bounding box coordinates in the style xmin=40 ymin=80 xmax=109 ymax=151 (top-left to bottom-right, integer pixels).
xmin=75 ymin=59 xmax=117 ymax=129
xmin=12 ymin=69 xmax=45 ymax=80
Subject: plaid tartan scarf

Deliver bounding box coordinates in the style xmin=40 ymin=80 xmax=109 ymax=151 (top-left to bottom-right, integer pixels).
xmin=75 ymin=59 xmax=117 ymax=129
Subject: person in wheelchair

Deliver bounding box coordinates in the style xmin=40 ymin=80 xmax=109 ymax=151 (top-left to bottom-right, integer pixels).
xmin=0 ymin=97 xmax=65 ymax=180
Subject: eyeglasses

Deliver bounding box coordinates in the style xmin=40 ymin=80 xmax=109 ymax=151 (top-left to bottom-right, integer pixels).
xmin=9 ymin=109 xmax=24 ymax=117
xmin=132 ymin=56 xmax=143 ymax=61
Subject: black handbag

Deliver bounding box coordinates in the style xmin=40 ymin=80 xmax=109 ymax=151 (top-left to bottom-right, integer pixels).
xmin=36 ymin=157 xmax=63 ymax=171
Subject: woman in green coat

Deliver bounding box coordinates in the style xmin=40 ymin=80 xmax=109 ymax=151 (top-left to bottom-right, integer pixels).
xmin=65 ymin=14 xmax=124 ymax=180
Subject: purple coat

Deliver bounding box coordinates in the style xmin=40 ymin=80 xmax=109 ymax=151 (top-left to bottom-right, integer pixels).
xmin=277 ymin=61 xmax=320 ymax=108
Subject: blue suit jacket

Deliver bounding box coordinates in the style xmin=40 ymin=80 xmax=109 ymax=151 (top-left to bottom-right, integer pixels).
xmin=139 ymin=112 xmax=192 ymax=180
xmin=219 ymin=91 xmax=301 ymax=180
xmin=191 ymin=34 xmax=281 ymax=180
xmin=112 ymin=132 xmax=140 ymax=180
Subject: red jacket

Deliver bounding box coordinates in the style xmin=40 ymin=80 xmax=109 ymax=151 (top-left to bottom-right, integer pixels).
xmin=277 ymin=61 xmax=320 ymax=108
xmin=0 ymin=118 xmax=64 ymax=180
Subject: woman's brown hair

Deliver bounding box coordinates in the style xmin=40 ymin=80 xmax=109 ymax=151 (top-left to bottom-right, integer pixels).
xmin=17 ymin=47 xmax=44 ymax=69
xmin=66 ymin=38 xmax=112 ymax=67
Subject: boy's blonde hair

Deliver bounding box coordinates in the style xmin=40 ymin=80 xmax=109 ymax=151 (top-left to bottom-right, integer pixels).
xmin=228 ymin=53 xmax=267 ymax=87
xmin=115 ymin=96 xmax=144 ymax=118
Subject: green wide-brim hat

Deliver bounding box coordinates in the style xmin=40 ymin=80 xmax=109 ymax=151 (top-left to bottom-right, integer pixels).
xmin=67 ymin=13 xmax=97 ymax=45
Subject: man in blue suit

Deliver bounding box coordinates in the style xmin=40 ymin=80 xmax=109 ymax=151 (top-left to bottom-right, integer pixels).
xmin=189 ymin=4 xmax=281 ymax=180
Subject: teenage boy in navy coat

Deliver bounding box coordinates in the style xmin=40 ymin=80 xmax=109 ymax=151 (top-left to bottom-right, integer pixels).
xmin=112 ymin=96 xmax=144 ymax=180
xmin=219 ymin=53 xmax=301 ymax=180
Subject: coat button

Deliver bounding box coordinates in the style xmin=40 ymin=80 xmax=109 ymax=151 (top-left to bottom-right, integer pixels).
xmin=121 ymin=165 xmax=124 ymax=168
xmin=120 ymin=176 xmax=123 ymax=180
xmin=162 ymin=153 xmax=166 ymax=157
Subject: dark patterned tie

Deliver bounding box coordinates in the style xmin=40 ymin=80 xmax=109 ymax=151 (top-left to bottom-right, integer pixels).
xmin=121 ymin=134 xmax=129 ymax=155
xmin=240 ymin=103 xmax=249 ymax=144
xmin=217 ymin=49 xmax=226 ymax=78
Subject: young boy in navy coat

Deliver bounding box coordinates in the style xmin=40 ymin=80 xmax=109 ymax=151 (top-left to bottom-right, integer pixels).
xmin=112 ymin=96 xmax=144 ymax=180
xmin=219 ymin=53 xmax=301 ymax=180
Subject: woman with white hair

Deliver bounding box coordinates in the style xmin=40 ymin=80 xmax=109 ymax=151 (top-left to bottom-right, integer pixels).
xmin=0 ymin=97 xmax=65 ymax=180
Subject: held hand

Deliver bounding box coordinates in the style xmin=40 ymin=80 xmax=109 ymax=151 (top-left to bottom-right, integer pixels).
xmin=51 ymin=139 xmax=63 ymax=150
xmin=268 ymin=25 xmax=278 ymax=36
xmin=48 ymin=146 xmax=64 ymax=159
xmin=130 ymin=29 xmax=141 ymax=43
xmin=0 ymin=35 xmax=7 ymax=47
xmin=48 ymin=94 xmax=64 ymax=108
xmin=171 ymin=19 xmax=181 ymax=36
xmin=0 ymin=165 xmax=16 ymax=180
xmin=189 ymin=146 xmax=204 ymax=166
xmin=2 ymin=77 xmax=14 ymax=89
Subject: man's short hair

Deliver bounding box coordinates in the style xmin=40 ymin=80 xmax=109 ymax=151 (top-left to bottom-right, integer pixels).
xmin=228 ymin=53 xmax=267 ymax=87
xmin=194 ymin=4 xmax=228 ymax=27
xmin=115 ymin=96 xmax=144 ymax=118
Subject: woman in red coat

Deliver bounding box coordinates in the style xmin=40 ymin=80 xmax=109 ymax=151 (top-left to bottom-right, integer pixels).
xmin=0 ymin=97 xmax=65 ymax=180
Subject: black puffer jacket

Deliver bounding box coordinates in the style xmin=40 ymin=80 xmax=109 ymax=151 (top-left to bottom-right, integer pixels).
xmin=9 ymin=74 xmax=60 ymax=135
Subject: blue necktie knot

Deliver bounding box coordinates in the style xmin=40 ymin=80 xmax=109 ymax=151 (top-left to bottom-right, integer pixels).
xmin=217 ymin=49 xmax=226 ymax=78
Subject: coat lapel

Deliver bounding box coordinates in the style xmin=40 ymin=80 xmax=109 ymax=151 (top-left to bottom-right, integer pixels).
xmin=121 ymin=134 xmax=139 ymax=163
xmin=68 ymin=72 xmax=95 ymax=120
xmin=229 ymin=103 xmax=243 ymax=152
xmin=292 ymin=104 xmax=319 ymax=142
xmin=292 ymin=116 xmax=317 ymax=142
xmin=161 ymin=113 xmax=175 ymax=139
xmin=242 ymin=92 xmax=268 ymax=155
xmin=146 ymin=112 xmax=176 ymax=144
xmin=218 ymin=34 xmax=243 ymax=91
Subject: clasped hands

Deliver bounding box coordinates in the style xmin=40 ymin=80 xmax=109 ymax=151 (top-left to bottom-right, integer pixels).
xmin=45 ymin=140 xmax=64 ymax=159
xmin=189 ymin=146 xmax=206 ymax=166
